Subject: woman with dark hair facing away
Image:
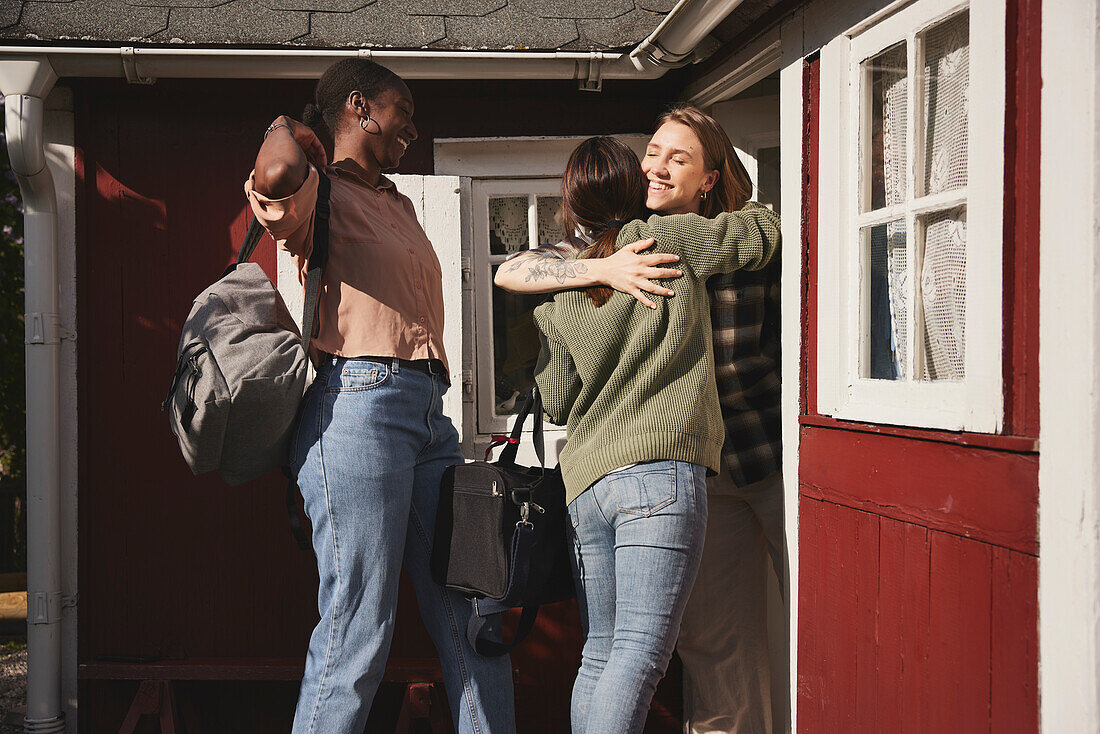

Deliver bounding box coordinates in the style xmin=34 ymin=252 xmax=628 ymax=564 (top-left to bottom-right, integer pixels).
xmin=529 ymin=136 xmax=780 ymax=734
xmin=246 ymin=59 xmax=515 ymax=733
xmin=499 ymin=106 xmax=784 ymax=734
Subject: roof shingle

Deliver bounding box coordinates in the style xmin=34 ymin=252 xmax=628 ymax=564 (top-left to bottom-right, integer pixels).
xmin=0 ymin=0 xmax=667 ymax=49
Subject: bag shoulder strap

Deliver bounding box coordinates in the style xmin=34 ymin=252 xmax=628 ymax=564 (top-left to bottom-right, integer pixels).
xmin=465 ymin=522 xmax=541 ymax=656
xmin=231 ymin=169 xmax=333 ymax=354
xmin=498 ymin=386 xmax=547 ymax=468
xmin=299 ymin=170 xmax=331 ymax=353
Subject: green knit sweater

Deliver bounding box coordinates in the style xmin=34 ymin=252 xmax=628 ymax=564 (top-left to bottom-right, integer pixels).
xmin=532 ymin=203 xmax=782 ymax=503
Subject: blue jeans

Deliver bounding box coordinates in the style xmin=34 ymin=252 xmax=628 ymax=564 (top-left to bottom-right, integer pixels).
xmin=566 ymin=460 xmax=708 ymax=734
xmin=290 ymin=356 xmax=516 ymax=734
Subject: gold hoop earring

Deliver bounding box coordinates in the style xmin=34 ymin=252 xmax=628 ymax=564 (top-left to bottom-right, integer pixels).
xmin=701 ymin=189 xmax=708 ymax=201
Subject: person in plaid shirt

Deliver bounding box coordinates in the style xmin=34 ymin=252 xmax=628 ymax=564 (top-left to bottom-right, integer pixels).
xmin=496 ymin=106 xmax=784 ymax=734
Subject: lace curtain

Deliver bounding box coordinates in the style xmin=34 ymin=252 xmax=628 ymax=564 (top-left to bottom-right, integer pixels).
xmin=919 ymin=13 xmax=969 ymax=380
xmin=870 ymin=11 xmax=969 ymax=381
xmin=870 ymin=44 xmax=909 ymax=379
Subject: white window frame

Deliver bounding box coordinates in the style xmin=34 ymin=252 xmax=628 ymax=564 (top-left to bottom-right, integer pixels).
xmin=471 ymin=177 xmax=568 ymax=436
xmin=816 ymin=0 xmax=1005 ymax=432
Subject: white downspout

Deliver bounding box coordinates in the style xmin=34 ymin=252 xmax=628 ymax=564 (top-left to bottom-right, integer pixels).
xmin=0 ymin=57 xmax=65 ymax=734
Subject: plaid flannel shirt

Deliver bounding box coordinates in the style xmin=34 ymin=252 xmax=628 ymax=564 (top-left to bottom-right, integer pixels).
xmin=707 ymin=257 xmax=782 ymax=487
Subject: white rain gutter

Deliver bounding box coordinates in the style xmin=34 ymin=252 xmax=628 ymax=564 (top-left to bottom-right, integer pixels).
xmin=626 ymin=0 xmax=746 ymax=72
xmin=0 ymin=56 xmax=65 ymax=734
xmin=0 ymin=1 xmax=746 ymax=728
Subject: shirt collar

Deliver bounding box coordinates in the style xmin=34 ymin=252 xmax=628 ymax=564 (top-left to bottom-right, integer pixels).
xmin=327 ymin=162 xmax=400 ymax=197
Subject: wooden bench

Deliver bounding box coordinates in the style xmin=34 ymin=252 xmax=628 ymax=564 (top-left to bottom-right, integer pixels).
xmin=79 ymin=657 xmax=454 ymax=734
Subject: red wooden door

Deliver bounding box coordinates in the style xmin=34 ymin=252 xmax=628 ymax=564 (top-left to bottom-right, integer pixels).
xmin=796 ymin=1 xmax=1041 ymax=730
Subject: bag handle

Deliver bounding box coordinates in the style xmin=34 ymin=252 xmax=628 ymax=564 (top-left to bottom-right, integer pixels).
xmin=498 ymin=386 xmax=546 ymax=469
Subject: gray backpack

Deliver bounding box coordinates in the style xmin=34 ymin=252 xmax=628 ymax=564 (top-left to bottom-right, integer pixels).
xmin=162 ymin=172 xmax=331 ymax=489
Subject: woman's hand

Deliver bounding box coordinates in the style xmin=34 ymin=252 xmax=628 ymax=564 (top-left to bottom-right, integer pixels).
xmin=253 ymin=116 xmax=327 ymax=199
xmin=591 ymin=239 xmax=682 ymax=309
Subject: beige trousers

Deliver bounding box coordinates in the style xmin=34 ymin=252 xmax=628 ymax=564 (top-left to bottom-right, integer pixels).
xmin=678 ymin=471 xmax=786 ymax=734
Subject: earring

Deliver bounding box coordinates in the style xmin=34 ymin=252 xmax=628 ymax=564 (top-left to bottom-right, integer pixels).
xmin=701 ymin=189 xmax=708 ymax=200
xmin=360 ymin=115 xmax=371 ymax=132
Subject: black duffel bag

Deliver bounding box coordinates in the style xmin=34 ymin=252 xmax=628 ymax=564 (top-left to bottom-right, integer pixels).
xmin=431 ymin=387 xmax=575 ymax=656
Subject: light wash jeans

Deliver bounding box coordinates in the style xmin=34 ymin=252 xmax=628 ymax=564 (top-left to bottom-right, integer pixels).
xmin=566 ymin=460 xmax=708 ymax=734
xmin=290 ymin=356 xmax=516 ymax=734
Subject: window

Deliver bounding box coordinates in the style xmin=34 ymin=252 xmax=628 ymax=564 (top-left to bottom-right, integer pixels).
xmin=817 ymin=0 xmax=1004 ymax=431
xmin=471 ymin=178 xmax=565 ymax=435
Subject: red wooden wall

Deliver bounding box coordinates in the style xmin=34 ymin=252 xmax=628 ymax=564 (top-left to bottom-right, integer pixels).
xmin=796 ymin=1 xmax=1041 ymax=731
xmin=72 ymin=76 xmax=686 ymax=731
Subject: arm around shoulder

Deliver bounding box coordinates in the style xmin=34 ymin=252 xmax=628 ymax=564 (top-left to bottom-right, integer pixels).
xmin=493 ymin=245 xmax=600 ymax=294
xmin=627 ymin=203 xmax=781 ymax=281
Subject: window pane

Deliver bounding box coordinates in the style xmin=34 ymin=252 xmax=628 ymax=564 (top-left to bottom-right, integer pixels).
xmin=921 ymin=10 xmax=969 ymax=195
xmin=864 ymin=42 xmax=908 ymax=212
xmin=536 ymin=196 xmax=564 ymax=246
xmin=918 ymin=208 xmax=966 ymax=381
xmin=491 ymin=265 xmax=544 ymax=414
xmin=864 ymin=220 xmax=908 ymax=380
xmin=489 ymin=197 xmax=529 ymax=255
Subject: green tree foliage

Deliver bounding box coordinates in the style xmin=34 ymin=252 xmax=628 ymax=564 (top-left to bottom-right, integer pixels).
xmin=0 ymin=98 xmax=24 ymax=486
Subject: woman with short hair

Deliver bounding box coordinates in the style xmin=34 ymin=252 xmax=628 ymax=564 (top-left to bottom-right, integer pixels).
xmin=248 ymin=58 xmax=515 ymax=734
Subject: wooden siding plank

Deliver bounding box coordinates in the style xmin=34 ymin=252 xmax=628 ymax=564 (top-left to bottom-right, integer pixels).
xmin=797 ymin=498 xmax=879 ymax=731
xmin=928 ymin=532 xmax=993 ymax=734
xmin=876 ymin=518 xmax=931 ymax=734
xmin=850 ymin=508 xmax=880 ymax=731
xmin=799 ymin=414 xmax=1038 ymax=453
xmin=800 ymin=55 xmax=820 ymax=415
xmin=799 ymin=424 xmax=1038 ymax=554
xmin=796 ymin=495 xmax=823 ymax=730
xmin=1003 ymin=0 xmax=1042 ymax=438
xmin=991 ymin=548 xmax=1039 ymax=734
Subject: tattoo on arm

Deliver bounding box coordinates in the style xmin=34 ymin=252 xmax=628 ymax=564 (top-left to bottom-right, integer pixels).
xmin=523 ymin=260 xmax=589 ymax=284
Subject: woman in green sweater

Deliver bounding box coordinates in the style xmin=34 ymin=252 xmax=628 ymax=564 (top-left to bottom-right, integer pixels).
xmin=531 ymin=136 xmax=780 ymax=734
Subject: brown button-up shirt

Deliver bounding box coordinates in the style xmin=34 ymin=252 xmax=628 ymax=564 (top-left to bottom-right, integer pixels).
xmin=245 ymin=163 xmax=449 ymax=371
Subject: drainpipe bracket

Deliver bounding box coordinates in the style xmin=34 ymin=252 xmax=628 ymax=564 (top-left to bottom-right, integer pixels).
xmin=29 ymin=591 xmax=63 ymax=625
xmin=25 ymin=312 xmax=60 ymax=345
xmin=121 ymin=47 xmax=156 ymax=85
xmin=579 ymin=52 xmax=603 ymax=92
xmin=61 ymin=593 xmax=78 ymax=609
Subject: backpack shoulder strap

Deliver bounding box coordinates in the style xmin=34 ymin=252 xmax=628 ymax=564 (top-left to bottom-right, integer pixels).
xmin=300 ymin=170 xmax=331 ymax=352
xmin=231 ymin=169 xmax=332 ymax=355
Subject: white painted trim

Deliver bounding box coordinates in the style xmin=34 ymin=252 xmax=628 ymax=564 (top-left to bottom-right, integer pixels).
xmin=778 ymin=11 xmax=805 ymax=733
xmin=1039 ymin=0 xmax=1100 ymax=729
xmin=41 ymin=86 xmax=78 ymax=733
xmin=683 ymin=34 xmax=782 ymax=108
xmin=434 ymin=136 xmax=651 ymax=179
xmin=470 ymin=178 xmax=565 ymax=441
xmin=815 ymin=34 xmax=849 ymax=424
xmin=817 ymin=0 xmax=1004 ymax=433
